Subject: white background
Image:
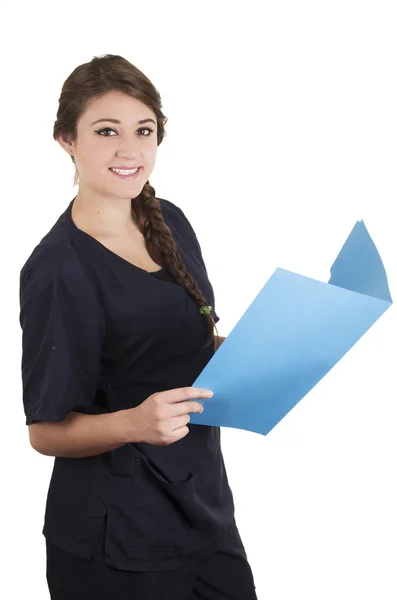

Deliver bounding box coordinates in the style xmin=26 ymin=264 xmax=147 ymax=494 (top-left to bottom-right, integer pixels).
xmin=1 ymin=1 xmax=396 ymax=598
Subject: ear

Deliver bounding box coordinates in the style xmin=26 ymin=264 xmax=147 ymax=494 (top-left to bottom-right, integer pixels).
xmin=56 ymin=134 xmax=74 ymax=156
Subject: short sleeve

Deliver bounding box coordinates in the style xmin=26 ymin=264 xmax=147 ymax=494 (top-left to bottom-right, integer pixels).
xmin=19 ymin=250 xmax=106 ymax=425
xmin=172 ymin=203 xmax=220 ymax=323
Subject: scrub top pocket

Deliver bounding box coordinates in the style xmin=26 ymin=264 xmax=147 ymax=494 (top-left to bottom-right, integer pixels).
xmin=115 ymin=455 xmax=219 ymax=560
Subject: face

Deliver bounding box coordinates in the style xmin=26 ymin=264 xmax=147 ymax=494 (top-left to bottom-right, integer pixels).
xmin=57 ymin=90 xmax=158 ymax=201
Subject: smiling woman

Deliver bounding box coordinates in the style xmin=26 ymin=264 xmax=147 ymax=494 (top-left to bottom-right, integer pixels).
xmin=19 ymin=53 xmax=257 ymax=600
xmin=55 ymin=73 xmax=218 ymax=345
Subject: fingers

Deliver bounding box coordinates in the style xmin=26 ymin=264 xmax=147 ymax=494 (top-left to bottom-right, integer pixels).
xmin=167 ymin=387 xmax=214 ymax=404
xmin=172 ymin=414 xmax=191 ymax=431
xmin=167 ymin=400 xmax=203 ymax=417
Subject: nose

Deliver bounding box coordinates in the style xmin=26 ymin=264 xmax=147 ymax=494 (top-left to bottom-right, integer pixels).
xmin=116 ymin=149 xmax=140 ymax=161
xmin=115 ymin=133 xmax=142 ymax=158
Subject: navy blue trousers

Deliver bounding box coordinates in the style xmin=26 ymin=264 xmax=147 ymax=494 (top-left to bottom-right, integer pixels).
xmin=46 ymin=518 xmax=258 ymax=599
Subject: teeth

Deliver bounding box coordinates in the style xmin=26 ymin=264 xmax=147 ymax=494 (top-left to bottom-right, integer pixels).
xmin=111 ymin=167 xmax=139 ymax=175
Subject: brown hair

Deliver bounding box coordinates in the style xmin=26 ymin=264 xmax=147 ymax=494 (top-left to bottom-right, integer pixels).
xmin=53 ymin=53 xmax=218 ymax=348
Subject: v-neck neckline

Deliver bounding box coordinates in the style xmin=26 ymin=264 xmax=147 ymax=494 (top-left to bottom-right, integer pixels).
xmin=67 ymin=197 xmax=164 ymax=276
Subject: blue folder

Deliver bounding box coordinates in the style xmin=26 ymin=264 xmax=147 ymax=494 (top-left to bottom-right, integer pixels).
xmin=190 ymin=221 xmax=393 ymax=436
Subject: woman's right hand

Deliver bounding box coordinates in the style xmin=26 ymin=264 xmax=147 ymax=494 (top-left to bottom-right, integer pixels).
xmin=125 ymin=387 xmax=214 ymax=446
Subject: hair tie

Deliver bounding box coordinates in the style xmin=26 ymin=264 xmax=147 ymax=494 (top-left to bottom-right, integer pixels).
xmin=200 ymin=305 xmax=212 ymax=315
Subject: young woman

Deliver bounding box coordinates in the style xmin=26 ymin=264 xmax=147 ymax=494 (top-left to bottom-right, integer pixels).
xmin=19 ymin=53 xmax=257 ymax=599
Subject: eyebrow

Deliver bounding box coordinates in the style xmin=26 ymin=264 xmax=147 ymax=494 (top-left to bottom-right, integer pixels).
xmin=91 ymin=117 xmax=157 ymax=126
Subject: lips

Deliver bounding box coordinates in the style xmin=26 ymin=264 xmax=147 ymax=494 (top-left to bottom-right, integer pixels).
xmin=110 ymin=166 xmax=141 ymax=170
xmin=109 ymin=166 xmax=142 ymax=180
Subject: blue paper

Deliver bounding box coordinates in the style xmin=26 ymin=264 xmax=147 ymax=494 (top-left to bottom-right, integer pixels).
xmin=189 ymin=221 xmax=393 ymax=436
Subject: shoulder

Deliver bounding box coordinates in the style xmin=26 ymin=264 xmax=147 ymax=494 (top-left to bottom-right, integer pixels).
xmin=19 ymin=235 xmax=88 ymax=298
xmin=158 ymin=197 xmax=187 ymax=221
xmin=19 ymin=237 xmax=105 ymax=336
xmin=157 ymin=197 xmax=197 ymax=238
xmin=19 ymin=201 xmax=85 ymax=286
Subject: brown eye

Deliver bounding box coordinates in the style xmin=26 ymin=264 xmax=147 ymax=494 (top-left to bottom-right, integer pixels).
xmin=138 ymin=127 xmax=154 ymax=136
xmin=95 ymin=128 xmax=116 ymax=136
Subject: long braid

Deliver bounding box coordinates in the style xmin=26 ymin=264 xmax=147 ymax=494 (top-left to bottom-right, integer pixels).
xmin=132 ymin=181 xmax=218 ymax=348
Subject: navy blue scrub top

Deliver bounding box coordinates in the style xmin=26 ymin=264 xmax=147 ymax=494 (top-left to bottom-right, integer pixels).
xmin=19 ymin=196 xmax=246 ymax=572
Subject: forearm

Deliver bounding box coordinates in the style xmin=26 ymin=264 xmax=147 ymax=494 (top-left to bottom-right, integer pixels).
xmin=30 ymin=335 xmax=228 ymax=458
xmin=29 ymin=409 xmax=132 ymax=459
